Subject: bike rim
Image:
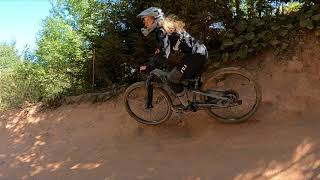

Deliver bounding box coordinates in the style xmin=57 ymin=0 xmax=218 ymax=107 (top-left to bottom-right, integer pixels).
xmin=206 ymin=73 xmax=259 ymax=120
xmin=126 ymin=86 xmax=171 ymax=123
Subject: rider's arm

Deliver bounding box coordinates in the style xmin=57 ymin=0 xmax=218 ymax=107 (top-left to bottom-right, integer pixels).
xmin=156 ymin=28 xmax=170 ymax=59
xmin=149 ymin=28 xmax=170 ymax=69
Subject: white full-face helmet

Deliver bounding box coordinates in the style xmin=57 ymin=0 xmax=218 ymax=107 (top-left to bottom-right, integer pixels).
xmin=137 ymin=7 xmax=164 ymax=36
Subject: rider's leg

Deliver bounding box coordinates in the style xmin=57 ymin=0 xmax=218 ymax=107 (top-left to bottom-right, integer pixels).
xmin=167 ymin=68 xmax=189 ymax=106
xmin=167 ymin=54 xmax=207 ymax=107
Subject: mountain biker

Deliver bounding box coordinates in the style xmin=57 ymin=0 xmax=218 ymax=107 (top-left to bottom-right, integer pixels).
xmin=137 ymin=7 xmax=208 ymax=108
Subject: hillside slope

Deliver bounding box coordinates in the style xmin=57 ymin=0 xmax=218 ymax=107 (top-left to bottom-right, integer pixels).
xmin=1 ymin=34 xmax=320 ymax=180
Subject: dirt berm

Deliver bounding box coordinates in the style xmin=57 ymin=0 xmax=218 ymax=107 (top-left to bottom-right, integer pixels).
xmin=1 ymin=34 xmax=320 ymax=180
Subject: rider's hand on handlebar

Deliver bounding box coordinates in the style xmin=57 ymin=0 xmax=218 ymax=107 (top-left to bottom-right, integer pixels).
xmin=154 ymin=48 xmax=160 ymax=54
xmin=146 ymin=57 xmax=157 ymax=71
xmin=139 ymin=65 xmax=148 ymax=74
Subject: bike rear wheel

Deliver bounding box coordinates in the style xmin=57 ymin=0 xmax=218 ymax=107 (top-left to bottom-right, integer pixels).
xmin=201 ymin=67 xmax=262 ymax=123
xmin=124 ymin=82 xmax=173 ymax=125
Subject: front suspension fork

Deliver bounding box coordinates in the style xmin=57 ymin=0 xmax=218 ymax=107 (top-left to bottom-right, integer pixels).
xmin=146 ymin=77 xmax=153 ymax=109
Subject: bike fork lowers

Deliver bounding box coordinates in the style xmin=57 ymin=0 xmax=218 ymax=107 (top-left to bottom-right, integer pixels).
xmin=146 ymin=77 xmax=153 ymax=109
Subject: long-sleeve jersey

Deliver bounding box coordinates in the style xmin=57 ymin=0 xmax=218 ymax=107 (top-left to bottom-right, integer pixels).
xmin=153 ymin=27 xmax=208 ymax=65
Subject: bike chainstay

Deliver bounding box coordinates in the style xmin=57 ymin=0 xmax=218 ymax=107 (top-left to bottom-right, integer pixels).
xmin=191 ymin=89 xmax=242 ymax=108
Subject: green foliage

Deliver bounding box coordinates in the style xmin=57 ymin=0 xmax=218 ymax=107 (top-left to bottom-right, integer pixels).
xmin=39 ymin=1 xmax=320 ymax=92
xmin=36 ymin=15 xmax=88 ymax=101
xmin=0 ymin=43 xmax=19 ymax=72
xmin=212 ymin=4 xmax=320 ymax=61
xmin=0 ymin=44 xmax=44 ymax=109
xmin=283 ymin=2 xmax=303 ymax=14
xmin=3 ymin=0 xmax=320 ymax=109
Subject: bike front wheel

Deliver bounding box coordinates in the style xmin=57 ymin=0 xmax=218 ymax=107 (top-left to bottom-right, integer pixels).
xmin=201 ymin=67 xmax=262 ymax=123
xmin=124 ymin=82 xmax=173 ymax=125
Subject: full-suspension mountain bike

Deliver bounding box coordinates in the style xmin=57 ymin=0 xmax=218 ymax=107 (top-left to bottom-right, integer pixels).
xmin=124 ymin=65 xmax=262 ymax=125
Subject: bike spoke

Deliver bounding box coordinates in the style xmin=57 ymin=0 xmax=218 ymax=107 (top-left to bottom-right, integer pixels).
xmin=203 ymin=69 xmax=261 ymax=122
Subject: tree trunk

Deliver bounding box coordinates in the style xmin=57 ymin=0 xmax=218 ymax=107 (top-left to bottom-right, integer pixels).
xmin=235 ymin=0 xmax=241 ymax=17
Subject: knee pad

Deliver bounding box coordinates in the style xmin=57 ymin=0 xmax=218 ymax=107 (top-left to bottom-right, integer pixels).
xmin=167 ymin=67 xmax=182 ymax=84
xmin=166 ymin=68 xmax=184 ymax=93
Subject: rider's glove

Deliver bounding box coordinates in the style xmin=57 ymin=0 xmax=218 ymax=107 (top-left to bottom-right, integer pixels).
xmin=146 ymin=55 xmax=168 ymax=71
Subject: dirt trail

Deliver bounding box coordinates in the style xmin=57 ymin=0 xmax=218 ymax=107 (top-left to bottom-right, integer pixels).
xmin=1 ymin=34 xmax=320 ymax=180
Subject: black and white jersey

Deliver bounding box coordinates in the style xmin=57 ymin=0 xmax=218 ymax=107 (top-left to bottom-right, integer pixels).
xmin=154 ymin=27 xmax=208 ymax=59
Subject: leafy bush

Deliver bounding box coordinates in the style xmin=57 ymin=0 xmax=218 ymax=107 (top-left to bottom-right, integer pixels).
xmin=0 ymin=44 xmax=44 ymax=109
xmin=2 ymin=1 xmax=320 ymax=110
xmin=211 ymin=5 xmax=320 ymax=62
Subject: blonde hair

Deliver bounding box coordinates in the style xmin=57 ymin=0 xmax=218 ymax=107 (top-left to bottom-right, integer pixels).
xmin=160 ymin=14 xmax=186 ymax=34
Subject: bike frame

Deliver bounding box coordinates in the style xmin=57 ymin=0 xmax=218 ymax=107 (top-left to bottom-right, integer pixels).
xmin=145 ymin=69 xmax=237 ymax=110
